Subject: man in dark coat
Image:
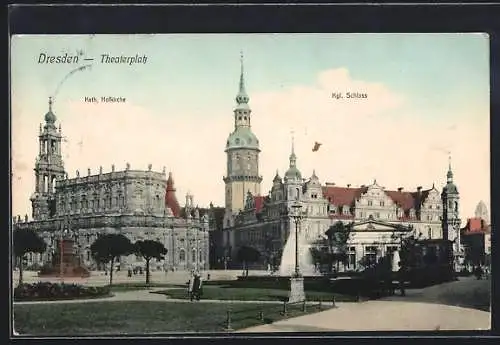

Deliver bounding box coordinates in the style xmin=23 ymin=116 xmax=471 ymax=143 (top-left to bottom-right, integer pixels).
xmin=192 ymin=274 xmax=202 ymax=301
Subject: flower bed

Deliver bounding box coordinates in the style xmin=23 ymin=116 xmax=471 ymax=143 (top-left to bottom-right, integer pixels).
xmin=14 ymin=282 xmax=112 ymax=302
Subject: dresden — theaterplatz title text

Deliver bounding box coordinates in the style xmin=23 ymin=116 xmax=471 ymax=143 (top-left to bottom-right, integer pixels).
xmin=38 ymin=53 xmax=148 ymax=66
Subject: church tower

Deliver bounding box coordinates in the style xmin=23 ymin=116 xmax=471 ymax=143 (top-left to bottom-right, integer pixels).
xmin=223 ymin=53 xmax=262 ymax=228
xmin=441 ymin=156 xmax=460 ymax=242
xmin=284 ymin=135 xmax=303 ymax=205
xmin=30 ymin=97 xmax=66 ymax=220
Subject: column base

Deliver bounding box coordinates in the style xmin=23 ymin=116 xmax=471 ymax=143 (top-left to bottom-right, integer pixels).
xmin=289 ymin=276 xmax=305 ymax=303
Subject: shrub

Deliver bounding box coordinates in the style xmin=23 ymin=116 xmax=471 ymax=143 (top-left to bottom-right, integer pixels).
xmin=14 ymin=282 xmax=111 ymax=301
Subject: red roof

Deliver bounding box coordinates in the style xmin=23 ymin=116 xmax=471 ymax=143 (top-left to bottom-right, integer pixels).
xmin=462 ymin=217 xmax=488 ymax=234
xmin=165 ymin=172 xmax=181 ymax=217
xmin=322 ymin=186 xmax=367 ymax=207
xmin=322 ymin=185 xmax=432 ymax=212
xmin=385 ymin=190 xmax=416 ymax=211
xmin=254 ymin=196 xmax=265 ymax=213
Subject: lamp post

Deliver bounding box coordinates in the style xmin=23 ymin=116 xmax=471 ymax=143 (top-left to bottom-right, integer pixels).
xmin=287 ymin=200 xmax=306 ymax=303
xmin=290 ymin=201 xmax=304 ymax=277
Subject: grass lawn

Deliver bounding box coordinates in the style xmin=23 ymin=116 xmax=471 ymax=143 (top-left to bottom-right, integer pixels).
xmin=14 ymin=301 xmax=333 ymax=335
xmin=153 ymin=285 xmax=357 ymax=302
xmin=109 ymin=283 xmax=184 ymax=292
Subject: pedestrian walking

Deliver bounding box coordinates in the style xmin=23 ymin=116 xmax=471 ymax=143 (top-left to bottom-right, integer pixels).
xmin=398 ymin=262 xmax=406 ymax=296
xmin=187 ymin=273 xmax=195 ymax=301
xmin=192 ymin=274 xmax=201 ymax=301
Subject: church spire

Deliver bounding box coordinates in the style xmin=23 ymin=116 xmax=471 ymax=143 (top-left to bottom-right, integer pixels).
xmin=289 ymin=131 xmax=297 ymax=168
xmin=447 ymin=154 xmax=454 ymax=183
xmin=235 ymin=51 xmax=249 ymax=105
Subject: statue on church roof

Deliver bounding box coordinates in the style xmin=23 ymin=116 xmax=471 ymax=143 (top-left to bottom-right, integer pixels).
xmin=245 ymin=191 xmax=255 ymax=210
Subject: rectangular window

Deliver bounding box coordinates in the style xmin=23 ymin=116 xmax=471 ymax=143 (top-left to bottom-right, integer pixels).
xmin=365 ymin=246 xmax=378 ymax=266
xmin=380 ymin=201 xmax=385 ymax=207
xmin=348 ymin=253 xmax=356 ymax=269
xmin=368 ymin=200 xmax=373 ymax=206
xmin=375 ymin=212 xmax=380 ymax=219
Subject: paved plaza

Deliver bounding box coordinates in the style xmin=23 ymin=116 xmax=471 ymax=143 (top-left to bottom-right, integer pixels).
xmin=13 ymin=271 xmax=490 ymax=333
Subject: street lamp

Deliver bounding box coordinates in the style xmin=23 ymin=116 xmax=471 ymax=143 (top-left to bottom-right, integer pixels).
xmin=287 ymin=200 xmax=306 ymax=303
xmin=289 ymin=201 xmax=304 ymax=277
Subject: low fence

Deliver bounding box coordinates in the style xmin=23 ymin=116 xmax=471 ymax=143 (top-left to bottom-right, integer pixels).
xmin=221 ymin=298 xmax=339 ymax=331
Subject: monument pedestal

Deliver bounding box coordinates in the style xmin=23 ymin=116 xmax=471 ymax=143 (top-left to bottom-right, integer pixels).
xmin=38 ymin=239 xmax=90 ymax=278
xmin=288 ymin=275 xmax=305 ymax=303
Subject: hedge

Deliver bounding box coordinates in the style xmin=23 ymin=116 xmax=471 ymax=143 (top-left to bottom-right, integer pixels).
xmin=14 ymin=282 xmax=111 ymax=301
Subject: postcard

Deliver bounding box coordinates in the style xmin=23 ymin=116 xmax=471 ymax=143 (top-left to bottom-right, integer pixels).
xmin=10 ymin=33 xmax=491 ymax=335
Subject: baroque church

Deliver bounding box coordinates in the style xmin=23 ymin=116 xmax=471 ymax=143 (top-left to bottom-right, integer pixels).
xmin=13 ymin=98 xmax=210 ymax=272
xmin=221 ymin=57 xmax=461 ymax=271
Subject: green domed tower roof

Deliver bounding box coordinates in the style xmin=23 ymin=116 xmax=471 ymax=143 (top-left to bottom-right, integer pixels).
xmin=225 ymin=52 xmax=260 ymax=152
xmin=442 ymin=157 xmax=459 ymax=194
xmin=225 ymin=127 xmax=260 ymax=151
xmin=284 ymin=134 xmax=302 ymax=181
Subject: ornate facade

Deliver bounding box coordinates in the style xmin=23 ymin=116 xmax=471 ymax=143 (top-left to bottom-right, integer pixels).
xmin=13 ymin=99 xmax=209 ymax=272
xmin=221 ymin=63 xmax=461 ymax=271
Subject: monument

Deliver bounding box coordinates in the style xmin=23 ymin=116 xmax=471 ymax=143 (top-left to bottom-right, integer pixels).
xmin=38 ymin=237 xmax=90 ymax=278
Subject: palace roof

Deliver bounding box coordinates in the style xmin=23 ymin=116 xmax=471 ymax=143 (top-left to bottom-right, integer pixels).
xmin=322 ymin=185 xmax=433 ymax=211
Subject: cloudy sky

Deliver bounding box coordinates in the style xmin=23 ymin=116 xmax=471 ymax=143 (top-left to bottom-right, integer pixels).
xmin=11 ymin=34 xmax=489 ymax=225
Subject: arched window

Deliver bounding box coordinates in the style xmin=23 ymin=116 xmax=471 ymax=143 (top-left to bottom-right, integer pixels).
xmin=192 ymin=249 xmax=196 ymax=262
xmin=199 ymin=250 xmax=203 ymax=262
xmin=179 ymin=250 xmax=186 ymax=262
xmin=428 ymin=227 xmax=432 ymax=239
xmin=454 ymin=201 xmax=458 ymax=212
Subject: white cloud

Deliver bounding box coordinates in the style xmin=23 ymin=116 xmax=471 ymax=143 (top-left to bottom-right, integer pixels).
xmin=12 ymin=68 xmax=489 ymax=226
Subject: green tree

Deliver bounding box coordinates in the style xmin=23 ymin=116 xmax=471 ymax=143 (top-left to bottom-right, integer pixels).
xmin=325 ymin=221 xmax=354 ymax=272
xmin=90 ymin=233 xmax=134 ymax=286
xmin=134 ymin=240 xmax=168 ymax=285
xmin=390 ymin=225 xmax=422 ymax=269
xmin=463 ymin=233 xmax=485 ymax=267
xmin=13 ymin=228 xmax=47 ymax=286
xmin=236 ymin=246 xmax=261 ymax=277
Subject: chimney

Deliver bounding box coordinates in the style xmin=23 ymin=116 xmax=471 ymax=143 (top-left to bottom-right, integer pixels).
xmin=417 ymin=186 xmax=422 ymax=193
xmin=398 ymin=187 xmax=403 ymax=192
xmin=347 ymin=184 xmax=351 ymax=188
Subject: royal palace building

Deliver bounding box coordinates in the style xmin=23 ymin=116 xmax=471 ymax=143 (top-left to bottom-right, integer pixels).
xmin=221 ymin=58 xmax=461 ymax=270
xmin=13 ymin=98 xmax=210 ymax=272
